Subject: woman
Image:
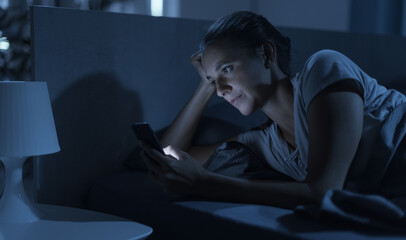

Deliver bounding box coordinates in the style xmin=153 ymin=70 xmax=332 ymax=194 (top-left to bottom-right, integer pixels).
xmin=140 ymin=11 xmax=406 ymax=209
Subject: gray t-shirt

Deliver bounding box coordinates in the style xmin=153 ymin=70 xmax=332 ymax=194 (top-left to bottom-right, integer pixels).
xmin=238 ymin=49 xmax=406 ymax=181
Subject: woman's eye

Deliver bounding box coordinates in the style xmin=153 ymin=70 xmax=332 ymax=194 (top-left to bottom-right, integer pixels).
xmin=211 ymin=80 xmax=217 ymax=85
xmin=223 ymin=66 xmax=232 ymax=73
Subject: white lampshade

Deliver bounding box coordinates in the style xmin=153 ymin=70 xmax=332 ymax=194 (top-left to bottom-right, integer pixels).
xmin=0 ymin=81 xmax=60 ymax=156
xmin=0 ymin=81 xmax=60 ymax=223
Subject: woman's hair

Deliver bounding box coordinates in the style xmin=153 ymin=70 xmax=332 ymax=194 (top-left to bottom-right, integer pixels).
xmin=201 ymin=11 xmax=291 ymax=77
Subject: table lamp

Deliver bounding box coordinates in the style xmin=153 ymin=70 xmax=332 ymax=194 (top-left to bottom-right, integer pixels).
xmin=0 ymin=81 xmax=60 ymax=223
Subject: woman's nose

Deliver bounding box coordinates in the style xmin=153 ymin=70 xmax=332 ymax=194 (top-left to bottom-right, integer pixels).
xmin=216 ymin=78 xmax=231 ymax=97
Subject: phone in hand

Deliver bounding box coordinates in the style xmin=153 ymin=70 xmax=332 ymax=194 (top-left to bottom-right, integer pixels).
xmin=132 ymin=122 xmax=165 ymax=154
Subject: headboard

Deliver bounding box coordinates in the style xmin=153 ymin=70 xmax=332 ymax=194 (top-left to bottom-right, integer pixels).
xmin=31 ymin=6 xmax=406 ymax=208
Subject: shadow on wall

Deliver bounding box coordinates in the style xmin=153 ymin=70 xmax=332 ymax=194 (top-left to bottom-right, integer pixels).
xmin=36 ymin=73 xmax=143 ymax=207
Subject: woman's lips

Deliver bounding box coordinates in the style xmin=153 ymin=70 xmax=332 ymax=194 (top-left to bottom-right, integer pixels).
xmin=230 ymin=95 xmax=241 ymax=105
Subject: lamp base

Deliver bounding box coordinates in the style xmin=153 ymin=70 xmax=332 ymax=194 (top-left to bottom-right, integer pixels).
xmin=0 ymin=156 xmax=42 ymax=223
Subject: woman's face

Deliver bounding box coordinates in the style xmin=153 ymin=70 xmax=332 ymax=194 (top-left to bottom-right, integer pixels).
xmin=202 ymin=41 xmax=273 ymax=116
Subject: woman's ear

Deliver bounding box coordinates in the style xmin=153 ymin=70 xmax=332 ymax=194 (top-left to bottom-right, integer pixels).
xmin=262 ymin=41 xmax=276 ymax=68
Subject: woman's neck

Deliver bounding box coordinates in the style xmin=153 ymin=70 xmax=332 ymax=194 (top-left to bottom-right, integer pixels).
xmin=262 ymin=77 xmax=296 ymax=147
xmin=262 ymin=77 xmax=293 ymax=119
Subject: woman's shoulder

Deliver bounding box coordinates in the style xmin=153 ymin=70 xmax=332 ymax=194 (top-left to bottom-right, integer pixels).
xmin=293 ymin=49 xmax=365 ymax=109
xmin=305 ymin=49 xmax=350 ymax=69
xmin=297 ymin=49 xmax=359 ymax=80
xmin=310 ymin=49 xmax=343 ymax=58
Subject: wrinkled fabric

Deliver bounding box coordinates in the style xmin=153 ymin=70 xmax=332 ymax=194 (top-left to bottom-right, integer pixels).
xmin=296 ymin=189 xmax=406 ymax=232
xmin=237 ymin=123 xmax=303 ymax=180
xmin=347 ymin=102 xmax=406 ymax=196
xmin=204 ymin=141 xmax=293 ymax=180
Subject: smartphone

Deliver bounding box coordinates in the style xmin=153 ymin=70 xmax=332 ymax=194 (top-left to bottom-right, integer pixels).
xmin=132 ymin=122 xmax=165 ymax=154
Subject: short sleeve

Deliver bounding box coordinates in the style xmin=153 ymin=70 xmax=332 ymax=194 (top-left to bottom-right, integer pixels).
xmin=299 ymin=50 xmax=364 ymax=110
xmin=237 ymin=123 xmax=306 ymax=181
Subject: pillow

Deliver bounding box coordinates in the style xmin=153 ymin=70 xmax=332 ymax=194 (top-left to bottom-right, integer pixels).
xmin=123 ymin=116 xmax=245 ymax=171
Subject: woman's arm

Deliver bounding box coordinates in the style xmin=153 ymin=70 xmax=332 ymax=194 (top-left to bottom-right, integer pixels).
xmin=305 ymin=80 xmax=363 ymax=200
xmin=160 ymin=52 xmax=217 ymax=153
xmin=160 ymin=80 xmax=215 ymax=149
xmin=196 ymin=82 xmax=364 ymax=208
xmin=142 ymin=82 xmax=364 ymax=209
xmin=141 ymin=143 xmax=314 ymax=209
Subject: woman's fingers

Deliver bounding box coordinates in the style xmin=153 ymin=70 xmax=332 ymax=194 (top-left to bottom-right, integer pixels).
xmin=141 ymin=141 xmax=206 ymax=195
xmin=141 ymin=151 xmax=164 ymax=175
xmin=190 ymin=50 xmax=202 ymax=60
xmin=190 ymin=51 xmax=208 ymax=79
xmin=149 ymin=170 xmax=166 ymax=186
xmin=140 ymin=141 xmax=172 ymax=167
xmin=190 ymin=52 xmax=202 ymax=68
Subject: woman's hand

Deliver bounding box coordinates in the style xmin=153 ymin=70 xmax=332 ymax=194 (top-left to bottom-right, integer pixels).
xmin=190 ymin=51 xmax=207 ymax=81
xmin=140 ymin=142 xmax=208 ymax=195
xmin=190 ymin=50 xmax=216 ymax=98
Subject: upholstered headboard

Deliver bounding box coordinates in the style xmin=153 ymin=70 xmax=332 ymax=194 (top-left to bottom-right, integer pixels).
xmin=31 ymin=6 xmax=406 ymax=208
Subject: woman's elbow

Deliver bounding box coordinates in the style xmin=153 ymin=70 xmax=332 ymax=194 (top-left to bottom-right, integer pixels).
xmin=303 ymin=178 xmax=343 ymax=204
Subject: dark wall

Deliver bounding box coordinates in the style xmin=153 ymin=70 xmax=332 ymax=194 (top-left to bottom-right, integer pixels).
xmin=350 ymin=0 xmax=405 ymax=35
xmin=31 ymin=6 xmax=209 ymax=206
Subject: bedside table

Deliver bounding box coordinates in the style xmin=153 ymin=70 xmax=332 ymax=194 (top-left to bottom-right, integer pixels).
xmin=0 ymin=204 xmax=153 ymax=240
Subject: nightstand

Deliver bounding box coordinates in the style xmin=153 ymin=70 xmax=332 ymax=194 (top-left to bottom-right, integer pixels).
xmin=0 ymin=204 xmax=153 ymax=240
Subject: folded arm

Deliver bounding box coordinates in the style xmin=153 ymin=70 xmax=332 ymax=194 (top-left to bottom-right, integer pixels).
xmin=195 ymin=81 xmax=364 ymax=208
xmin=160 ymin=51 xmax=222 ymax=165
xmin=142 ymin=80 xmax=364 ymax=209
